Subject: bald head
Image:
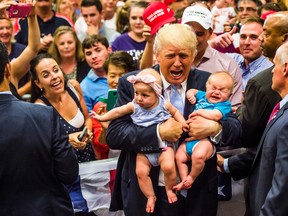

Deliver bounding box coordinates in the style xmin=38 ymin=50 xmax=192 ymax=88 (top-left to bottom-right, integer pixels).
xmin=260 ymin=11 xmax=288 ymax=59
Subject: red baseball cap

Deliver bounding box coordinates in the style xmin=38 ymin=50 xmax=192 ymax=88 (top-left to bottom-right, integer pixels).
xmin=164 ymin=0 xmax=176 ymax=5
xmin=261 ymin=10 xmax=276 ymax=20
xmin=143 ymin=2 xmax=176 ymax=35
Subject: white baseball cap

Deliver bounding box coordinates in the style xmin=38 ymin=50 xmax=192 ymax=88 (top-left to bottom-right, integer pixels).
xmin=181 ymin=5 xmax=213 ymax=29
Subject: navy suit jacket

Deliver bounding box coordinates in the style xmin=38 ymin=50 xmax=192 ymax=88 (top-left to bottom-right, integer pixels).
xmin=229 ymin=67 xmax=281 ymax=181
xmin=107 ymin=65 xmax=241 ymax=216
xmin=0 ymin=93 xmax=78 ymax=216
xmin=248 ymin=101 xmax=288 ymax=216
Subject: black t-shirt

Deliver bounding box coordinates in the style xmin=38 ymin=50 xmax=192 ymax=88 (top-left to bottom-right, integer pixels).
xmin=14 ymin=11 xmax=72 ymax=45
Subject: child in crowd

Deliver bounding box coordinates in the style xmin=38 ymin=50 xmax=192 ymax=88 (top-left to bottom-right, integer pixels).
xmin=90 ymin=68 xmax=188 ymax=213
xmin=211 ymin=0 xmax=237 ymax=34
xmin=92 ymin=51 xmax=136 ymax=160
xmin=174 ymin=71 xmax=234 ymax=191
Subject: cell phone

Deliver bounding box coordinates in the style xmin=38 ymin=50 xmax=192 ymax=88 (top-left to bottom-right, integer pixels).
xmin=99 ymin=89 xmax=118 ymax=111
xmin=8 ymin=4 xmax=32 ymax=18
xmin=78 ymin=127 xmax=88 ymax=141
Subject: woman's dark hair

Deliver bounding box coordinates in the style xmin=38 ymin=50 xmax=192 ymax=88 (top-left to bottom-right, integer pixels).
xmin=30 ymin=53 xmax=68 ymax=103
xmin=0 ymin=42 xmax=9 ymax=84
xmin=257 ymin=2 xmax=282 ymax=17
xmin=103 ymin=51 xmax=136 ymax=73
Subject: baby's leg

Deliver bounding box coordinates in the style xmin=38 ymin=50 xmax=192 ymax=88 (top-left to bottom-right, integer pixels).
xmin=136 ymin=153 xmax=156 ymax=213
xmin=158 ymin=147 xmax=177 ymax=204
xmin=174 ymin=143 xmax=191 ymax=191
xmin=186 ymin=138 xmax=214 ymax=187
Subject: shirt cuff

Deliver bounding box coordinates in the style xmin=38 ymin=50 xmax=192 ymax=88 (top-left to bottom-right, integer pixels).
xmin=223 ymin=158 xmax=230 ymax=173
xmin=157 ymin=124 xmax=167 ymax=149
xmin=210 ymin=124 xmax=222 ymax=144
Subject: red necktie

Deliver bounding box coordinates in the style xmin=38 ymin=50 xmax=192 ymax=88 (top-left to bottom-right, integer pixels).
xmin=267 ymin=102 xmax=280 ymax=125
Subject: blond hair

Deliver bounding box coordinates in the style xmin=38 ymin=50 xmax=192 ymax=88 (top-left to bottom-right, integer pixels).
xmin=154 ymin=23 xmax=198 ymax=58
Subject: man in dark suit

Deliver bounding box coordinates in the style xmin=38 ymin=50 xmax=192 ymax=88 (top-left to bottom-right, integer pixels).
xmin=217 ymin=11 xmax=288 ymax=215
xmin=0 ymin=41 xmax=79 ymax=215
xmin=249 ymin=41 xmax=288 ymax=215
xmin=107 ymin=24 xmax=241 ymax=216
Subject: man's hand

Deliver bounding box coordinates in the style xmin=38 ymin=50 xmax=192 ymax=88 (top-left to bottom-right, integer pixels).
xmin=40 ymin=34 xmax=53 ymax=51
xmin=209 ymin=26 xmax=237 ymax=49
xmin=86 ymin=24 xmax=99 ymax=36
xmin=142 ymin=24 xmax=155 ymax=44
xmin=159 ymin=118 xmax=183 ymax=143
xmin=187 ymin=116 xmax=220 ymax=140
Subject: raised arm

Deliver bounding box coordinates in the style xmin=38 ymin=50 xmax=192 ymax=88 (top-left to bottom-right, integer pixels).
xmin=139 ymin=25 xmax=155 ymax=70
xmin=91 ymin=102 xmax=134 ymax=122
xmin=11 ymin=5 xmax=40 ymax=88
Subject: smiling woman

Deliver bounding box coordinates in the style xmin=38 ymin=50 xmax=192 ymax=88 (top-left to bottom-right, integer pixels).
xmin=48 ymin=26 xmax=90 ymax=83
xmin=30 ymin=52 xmax=97 ymax=215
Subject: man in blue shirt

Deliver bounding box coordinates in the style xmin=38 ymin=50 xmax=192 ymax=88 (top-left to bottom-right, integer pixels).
xmin=80 ymin=34 xmax=110 ymax=111
xmin=227 ymin=17 xmax=273 ymax=89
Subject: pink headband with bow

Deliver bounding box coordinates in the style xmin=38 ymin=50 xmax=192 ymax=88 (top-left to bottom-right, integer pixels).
xmin=127 ymin=74 xmax=162 ymax=97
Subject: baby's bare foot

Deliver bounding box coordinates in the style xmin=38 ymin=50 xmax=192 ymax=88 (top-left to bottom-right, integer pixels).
xmin=167 ymin=190 xmax=177 ymax=204
xmin=146 ymin=196 xmax=156 ymax=213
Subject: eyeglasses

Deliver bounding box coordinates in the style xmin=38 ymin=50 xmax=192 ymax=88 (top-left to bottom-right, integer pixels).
xmin=237 ymin=7 xmax=257 ymax=12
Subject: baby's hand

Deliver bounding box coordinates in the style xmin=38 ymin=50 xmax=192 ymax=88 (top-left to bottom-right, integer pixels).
xmin=187 ymin=95 xmax=196 ymax=104
xmin=182 ymin=122 xmax=189 ymax=132
xmin=89 ymin=110 xmax=100 ymax=120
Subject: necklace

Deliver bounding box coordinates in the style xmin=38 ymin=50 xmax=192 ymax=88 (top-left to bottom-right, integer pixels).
xmin=65 ymin=65 xmax=77 ymax=80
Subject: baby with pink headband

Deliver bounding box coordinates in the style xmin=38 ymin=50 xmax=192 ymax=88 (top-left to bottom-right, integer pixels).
xmin=90 ymin=68 xmax=188 ymax=213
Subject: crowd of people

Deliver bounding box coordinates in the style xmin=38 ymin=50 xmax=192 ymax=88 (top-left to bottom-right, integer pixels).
xmin=1 ymin=0 xmax=288 ymax=215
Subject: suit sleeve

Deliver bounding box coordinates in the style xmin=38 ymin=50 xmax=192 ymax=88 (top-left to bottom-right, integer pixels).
xmin=228 ymin=147 xmax=256 ymax=181
xmin=260 ymin=123 xmax=288 ymax=215
xmin=106 ymin=74 xmax=160 ymax=153
xmin=237 ymin=74 xmax=280 ymax=148
xmin=219 ymin=113 xmax=242 ymax=148
xmin=51 ymin=109 xmax=79 ymax=185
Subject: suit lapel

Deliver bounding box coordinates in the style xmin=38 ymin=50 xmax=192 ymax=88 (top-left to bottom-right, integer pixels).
xmin=184 ymin=70 xmax=196 ymax=119
xmin=251 ymin=102 xmax=288 ymax=169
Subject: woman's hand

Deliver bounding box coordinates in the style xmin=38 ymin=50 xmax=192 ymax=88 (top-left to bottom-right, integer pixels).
xmin=0 ymin=1 xmax=17 ymax=18
xmin=69 ymin=132 xmax=88 ymax=150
